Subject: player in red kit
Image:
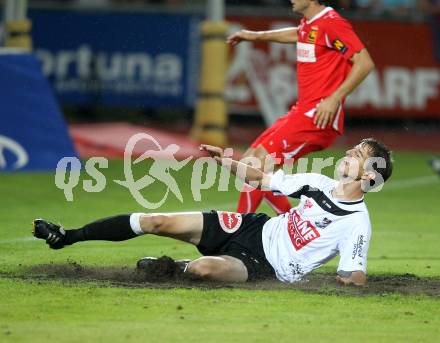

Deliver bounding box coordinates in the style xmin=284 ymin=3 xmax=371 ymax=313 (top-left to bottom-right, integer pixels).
xmin=227 ymin=0 xmax=375 ymax=214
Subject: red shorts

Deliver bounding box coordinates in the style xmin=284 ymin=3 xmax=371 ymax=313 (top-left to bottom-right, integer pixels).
xmin=250 ymin=106 xmax=340 ymax=164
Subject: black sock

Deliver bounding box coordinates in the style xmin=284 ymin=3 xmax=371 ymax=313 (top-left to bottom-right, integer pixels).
xmin=64 ymin=214 xmax=137 ymax=245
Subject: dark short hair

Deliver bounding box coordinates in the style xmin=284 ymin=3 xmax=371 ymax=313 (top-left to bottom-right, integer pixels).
xmin=360 ymin=138 xmax=393 ymax=185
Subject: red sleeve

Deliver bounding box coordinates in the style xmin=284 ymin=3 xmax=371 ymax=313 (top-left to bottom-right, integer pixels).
xmin=323 ymin=18 xmax=365 ymax=60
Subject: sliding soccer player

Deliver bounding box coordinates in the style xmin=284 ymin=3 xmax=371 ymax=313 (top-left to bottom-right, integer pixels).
xmin=33 ymin=139 xmax=392 ymax=286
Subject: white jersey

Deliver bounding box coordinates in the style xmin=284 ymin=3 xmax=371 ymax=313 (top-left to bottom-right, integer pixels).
xmin=262 ymin=170 xmax=371 ymax=283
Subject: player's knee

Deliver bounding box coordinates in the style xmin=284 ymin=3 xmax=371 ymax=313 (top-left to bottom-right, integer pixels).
xmin=187 ymin=259 xmax=219 ymax=279
xmin=140 ymin=214 xmax=170 ymax=234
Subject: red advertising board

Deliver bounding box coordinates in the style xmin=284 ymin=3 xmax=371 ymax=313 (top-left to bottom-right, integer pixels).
xmin=226 ymin=16 xmax=440 ymax=119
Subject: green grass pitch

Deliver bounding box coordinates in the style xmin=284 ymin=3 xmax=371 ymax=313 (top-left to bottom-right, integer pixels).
xmin=1 ymin=148 xmax=439 ymax=342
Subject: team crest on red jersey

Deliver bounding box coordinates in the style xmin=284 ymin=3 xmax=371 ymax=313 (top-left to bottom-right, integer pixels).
xmin=218 ymin=212 xmax=243 ymax=233
xmin=306 ymin=27 xmax=318 ymax=44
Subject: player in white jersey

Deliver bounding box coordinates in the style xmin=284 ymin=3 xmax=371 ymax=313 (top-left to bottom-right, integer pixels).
xmin=262 ymin=170 xmax=372 ymax=283
xmin=33 ymin=138 xmax=392 ymax=287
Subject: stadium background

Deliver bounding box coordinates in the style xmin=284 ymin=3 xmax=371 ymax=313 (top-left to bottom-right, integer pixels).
xmin=0 ymin=1 xmax=439 ymax=342
xmin=1 ymin=0 xmax=439 ymax=165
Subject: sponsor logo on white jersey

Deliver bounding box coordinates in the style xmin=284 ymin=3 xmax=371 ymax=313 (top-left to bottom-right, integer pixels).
xmin=297 ymin=42 xmax=316 ymax=63
xmin=314 ymin=217 xmax=332 ymax=229
xmin=287 ymin=210 xmax=320 ymax=250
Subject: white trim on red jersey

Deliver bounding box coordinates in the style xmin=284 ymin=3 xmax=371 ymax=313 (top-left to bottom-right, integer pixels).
xmin=306 ymin=6 xmax=333 ymax=25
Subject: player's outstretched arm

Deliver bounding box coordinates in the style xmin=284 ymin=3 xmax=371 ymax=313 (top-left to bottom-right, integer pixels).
xmin=199 ymin=144 xmax=225 ymax=158
xmin=336 ymin=271 xmax=367 ymax=287
xmin=227 ymin=27 xmax=298 ymax=45
xmin=220 ymin=157 xmax=272 ymax=190
xmin=200 ymin=144 xmax=271 ymax=189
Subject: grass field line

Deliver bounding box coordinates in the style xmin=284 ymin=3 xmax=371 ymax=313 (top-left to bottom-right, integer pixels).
xmin=384 ymin=175 xmax=438 ymax=190
xmin=0 ymin=237 xmax=37 ymax=244
xmin=1 ymin=175 xmax=437 ymax=245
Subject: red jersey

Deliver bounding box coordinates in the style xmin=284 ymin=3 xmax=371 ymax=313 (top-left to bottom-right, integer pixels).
xmin=295 ymin=7 xmax=365 ymax=132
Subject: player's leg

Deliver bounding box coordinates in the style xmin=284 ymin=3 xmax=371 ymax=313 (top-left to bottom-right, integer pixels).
xmin=33 ymin=212 xmax=204 ymax=249
xmin=136 ymin=211 xmax=269 ymax=283
xmin=236 ymin=115 xmax=289 ymax=213
xmin=260 ymin=111 xmax=340 ymax=214
xmin=186 ymin=255 xmax=248 ymax=282
xmin=263 ymin=190 xmax=292 ymax=214
xmin=236 ymin=145 xmax=272 ymax=213
xmin=137 ymin=254 xmax=249 ymax=283
xmin=136 ymin=212 xmax=203 ymax=245
xmin=33 ymin=215 xmax=138 ymax=250
xmin=237 ymin=144 xmax=291 ymax=214
xmin=256 ymin=110 xmax=307 ymax=214
xmin=185 ymin=211 xmax=273 ymax=282
xmin=34 ymin=211 xmax=250 ymax=282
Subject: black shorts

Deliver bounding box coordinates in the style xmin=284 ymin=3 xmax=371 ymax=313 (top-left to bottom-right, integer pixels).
xmin=197 ymin=211 xmax=276 ymax=281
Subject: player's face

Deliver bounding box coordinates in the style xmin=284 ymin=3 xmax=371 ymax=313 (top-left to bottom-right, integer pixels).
xmin=289 ymin=0 xmax=312 ymax=14
xmin=338 ymin=144 xmax=372 ymax=181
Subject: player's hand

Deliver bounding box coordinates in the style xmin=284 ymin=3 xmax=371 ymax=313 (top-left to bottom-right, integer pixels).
xmin=199 ymin=144 xmax=224 ymax=158
xmin=336 ymin=275 xmax=353 ymax=286
xmin=314 ymin=96 xmax=340 ymax=129
xmin=227 ymin=30 xmax=257 ymax=46
xmin=336 ymin=273 xmax=366 ymax=287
